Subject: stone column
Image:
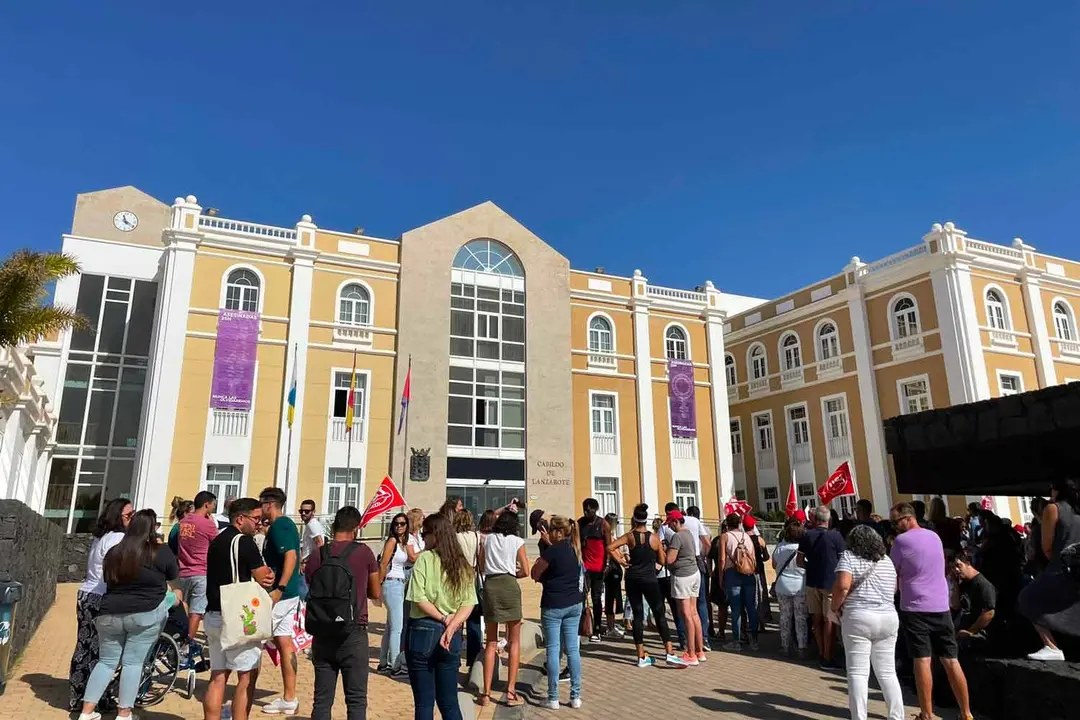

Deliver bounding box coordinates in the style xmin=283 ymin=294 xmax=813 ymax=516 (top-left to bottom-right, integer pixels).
xmin=704 ymin=281 xmax=733 ymax=508
xmin=1018 ymin=243 xmax=1057 ymax=388
xmin=630 ymin=270 xmax=660 ymax=513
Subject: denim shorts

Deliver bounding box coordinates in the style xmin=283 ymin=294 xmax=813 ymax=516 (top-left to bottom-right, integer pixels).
xmin=178 ymin=576 xmax=208 ymax=615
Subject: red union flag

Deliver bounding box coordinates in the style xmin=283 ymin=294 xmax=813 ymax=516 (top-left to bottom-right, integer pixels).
xmin=360 ymin=475 xmax=407 ymax=528
xmin=785 ymin=479 xmax=798 ymax=518
xmin=817 ymin=462 xmax=855 ymax=505
xmin=724 ymin=497 xmax=753 ymax=518
xmin=980 ymin=496 xmax=994 ymax=511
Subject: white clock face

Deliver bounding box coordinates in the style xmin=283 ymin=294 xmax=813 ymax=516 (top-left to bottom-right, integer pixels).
xmin=113 ymin=210 xmax=138 ymax=232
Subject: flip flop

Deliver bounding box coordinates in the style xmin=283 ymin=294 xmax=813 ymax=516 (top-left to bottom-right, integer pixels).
xmin=503 ymin=692 xmax=525 ymax=707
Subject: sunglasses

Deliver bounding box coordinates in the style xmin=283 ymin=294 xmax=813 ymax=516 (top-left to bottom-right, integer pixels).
xmin=394 ymin=520 xmax=407 ymax=526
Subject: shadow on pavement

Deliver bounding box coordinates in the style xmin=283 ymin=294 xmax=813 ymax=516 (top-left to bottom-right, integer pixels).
xmin=18 ymin=672 xmax=188 ymax=720
xmin=692 ymin=689 xmax=851 ymax=719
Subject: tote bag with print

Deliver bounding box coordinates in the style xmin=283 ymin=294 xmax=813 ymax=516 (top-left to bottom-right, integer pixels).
xmin=220 ymin=533 xmax=274 ymax=650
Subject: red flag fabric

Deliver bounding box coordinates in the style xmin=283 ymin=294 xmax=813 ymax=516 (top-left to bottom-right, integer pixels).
xmin=980 ymin=496 xmax=994 ymax=511
xmin=817 ymin=462 xmax=855 ymax=505
xmin=359 ymin=475 xmax=407 ymax=528
xmin=785 ymin=479 xmax=798 ymax=517
xmin=723 ymin=497 xmax=753 ymax=518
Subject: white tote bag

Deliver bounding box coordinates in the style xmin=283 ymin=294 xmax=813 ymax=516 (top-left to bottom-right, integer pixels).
xmin=220 ymin=533 xmax=274 ymax=650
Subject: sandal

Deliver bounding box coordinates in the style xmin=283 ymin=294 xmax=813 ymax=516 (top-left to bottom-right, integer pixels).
xmin=475 ymin=693 xmax=491 ymax=707
xmin=503 ymin=692 xmax=525 ymax=707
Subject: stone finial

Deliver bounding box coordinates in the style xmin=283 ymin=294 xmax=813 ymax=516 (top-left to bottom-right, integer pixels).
xmin=931 ymin=223 xmax=943 ymax=232
xmin=704 ymin=280 xmax=715 ymax=290
xmin=1012 ymin=237 xmax=1024 ymax=248
xmin=301 ymin=214 xmax=313 ymax=224
xmin=850 ymin=256 xmax=861 ymax=265
xmin=633 ymin=269 xmax=643 ymax=278
xmin=185 ymin=195 xmax=198 ymax=204
xmin=174 ymin=197 xmax=185 ymax=205
xmin=943 ymin=221 xmax=955 ymax=231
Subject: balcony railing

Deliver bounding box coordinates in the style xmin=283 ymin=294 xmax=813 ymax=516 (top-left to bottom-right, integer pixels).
xmin=816 ymin=356 xmax=842 ymax=378
xmin=334 ymin=324 xmax=373 ymax=346
xmin=646 ymin=286 xmax=706 ymax=304
xmin=827 ymin=434 xmax=850 ymax=459
xmin=587 ymin=353 xmax=617 ymax=372
xmin=1059 ymin=340 xmax=1080 ymax=358
xmin=781 ymin=367 xmax=804 ymax=389
xmin=592 ymin=433 xmax=617 ymax=455
xmin=756 ymin=450 xmax=775 ymax=470
xmin=727 ymin=385 xmax=738 ymax=401
xmin=989 ymin=329 xmax=1017 ymax=347
xmin=672 ymin=437 xmax=697 ymax=460
xmin=748 ymin=377 xmax=770 ymax=395
xmin=199 ymin=214 xmax=297 ymax=241
xmin=212 ymin=410 xmax=249 ymax=437
xmin=732 ymin=453 xmax=745 ymax=473
xmin=331 ymin=418 xmax=365 ymax=443
xmin=791 ymin=442 xmax=811 ymax=464
xmin=891 ymin=334 xmax=924 ymax=359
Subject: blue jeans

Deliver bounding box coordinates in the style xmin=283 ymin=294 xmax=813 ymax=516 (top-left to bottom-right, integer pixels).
xmin=379 ymin=578 xmax=405 ymax=669
xmin=406 ymin=617 xmax=462 ymax=720
xmin=465 ymin=602 xmax=483 ymax=667
xmin=725 ymin=569 xmax=758 ymax=643
xmin=541 ymin=604 xmax=582 ymax=702
xmin=697 ymin=568 xmax=711 ymax=646
xmin=83 ymin=601 xmax=167 ymax=709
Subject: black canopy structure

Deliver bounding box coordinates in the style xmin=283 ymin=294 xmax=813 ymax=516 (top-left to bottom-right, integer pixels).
xmin=884 ymin=382 xmax=1080 ymax=498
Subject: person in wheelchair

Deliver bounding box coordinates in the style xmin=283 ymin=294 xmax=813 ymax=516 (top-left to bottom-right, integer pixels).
xmin=76 ymin=509 xmax=181 ymax=720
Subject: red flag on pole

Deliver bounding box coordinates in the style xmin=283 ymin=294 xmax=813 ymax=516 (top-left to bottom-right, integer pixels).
xmin=817 ymin=461 xmax=855 ymax=505
xmin=785 ymin=476 xmax=798 ymax=518
xmin=724 ymin=497 xmax=753 ymax=518
xmin=359 ymin=475 xmax=407 ymax=528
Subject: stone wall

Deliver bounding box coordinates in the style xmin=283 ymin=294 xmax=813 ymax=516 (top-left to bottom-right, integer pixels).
xmin=0 ymin=500 xmax=63 ymax=662
xmin=59 ymin=534 xmax=95 ymax=583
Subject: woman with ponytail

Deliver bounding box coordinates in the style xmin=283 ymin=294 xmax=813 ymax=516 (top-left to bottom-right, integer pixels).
xmin=531 ymin=515 xmax=584 ymax=709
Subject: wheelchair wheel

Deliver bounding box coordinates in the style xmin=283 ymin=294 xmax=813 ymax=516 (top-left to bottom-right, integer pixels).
xmin=136 ymin=632 xmax=181 ymax=707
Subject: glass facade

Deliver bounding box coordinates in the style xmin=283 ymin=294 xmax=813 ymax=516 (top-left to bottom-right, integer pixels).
xmin=46 ymin=274 xmax=157 ymax=533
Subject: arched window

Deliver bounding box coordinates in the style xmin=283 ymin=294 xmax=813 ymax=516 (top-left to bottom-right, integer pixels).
xmin=224 ymin=268 xmax=260 ymax=312
xmin=452 ymin=239 xmax=524 ymax=276
xmin=892 ymin=296 xmax=920 ymax=339
xmin=817 ymin=322 xmax=839 ymax=360
xmin=780 ymin=333 xmax=802 ymax=370
xmin=985 ymin=289 xmax=1009 ymax=330
xmin=724 ymin=354 xmax=736 ymax=387
xmin=1054 ymin=300 xmax=1076 ymax=341
xmin=749 ymin=344 xmax=767 ymax=380
xmin=665 ymin=326 xmax=688 ymax=360
xmin=588 ymin=315 xmax=613 ymax=353
xmin=338 ymin=283 xmax=371 ymax=326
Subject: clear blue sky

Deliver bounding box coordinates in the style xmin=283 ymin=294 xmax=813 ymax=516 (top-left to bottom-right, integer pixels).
xmin=2 ymin=2 xmax=1077 ymax=299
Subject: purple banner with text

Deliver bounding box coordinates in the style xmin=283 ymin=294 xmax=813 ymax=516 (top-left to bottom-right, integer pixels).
xmin=210 ymin=309 xmax=260 ymax=411
xmin=668 ymin=359 xmax=697 ymax=439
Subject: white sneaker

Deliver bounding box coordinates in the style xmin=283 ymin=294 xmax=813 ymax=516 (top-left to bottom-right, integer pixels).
xmin=1028 ymin=645 xmax=1066 ymax=661
xmin=262 ymin=698 xmax=300 ymax=715
xmin=77 ymin=714 xmax=102 ymax=720
xmin=543 ymin=700 xmax=561 ymax=710
xmin=570 ymin=698 xmax=583 ymax=709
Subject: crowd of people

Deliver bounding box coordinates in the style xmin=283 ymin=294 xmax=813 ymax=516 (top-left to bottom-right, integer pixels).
xmin=62 ymin=479 xmax=1079 ymax=720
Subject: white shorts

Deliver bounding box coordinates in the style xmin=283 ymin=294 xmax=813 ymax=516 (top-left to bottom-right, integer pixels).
xmin=271 ymin=596 xmax=301 ymax=637
xmin=204 ymin=612 xmax=262 ymax=672
xmin=671 ymin=573 xmax=701 ymax=600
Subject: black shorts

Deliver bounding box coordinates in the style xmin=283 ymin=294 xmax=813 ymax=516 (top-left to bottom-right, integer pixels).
xmin=902 ymin=611 xmax=958 ymax=660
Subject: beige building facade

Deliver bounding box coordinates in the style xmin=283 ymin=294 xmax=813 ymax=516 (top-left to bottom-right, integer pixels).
xmin=24 ymin=187 xmax=1080 ymax=531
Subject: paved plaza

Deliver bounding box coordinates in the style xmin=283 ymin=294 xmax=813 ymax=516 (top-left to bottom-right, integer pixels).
xmin=4 ymin=582 xmax=969 ymax=720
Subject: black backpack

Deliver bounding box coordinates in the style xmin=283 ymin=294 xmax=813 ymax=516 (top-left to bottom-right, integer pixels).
xmin=305 ymin=543 xmax=359 ymax=637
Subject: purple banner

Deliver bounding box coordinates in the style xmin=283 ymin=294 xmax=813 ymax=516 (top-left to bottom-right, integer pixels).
xmin=210 ymin=309 xmax=260 ymax=411
xmin=668 ymin=359 xmax=697 ymax=438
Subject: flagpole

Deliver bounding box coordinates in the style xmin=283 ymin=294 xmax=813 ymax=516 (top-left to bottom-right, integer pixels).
xmin=347 ymin=350 xmax=358 ymax=507
xmin=400 ymin=355 xmax=411 ymax=499
xmin=285 ymin=343 xmax=297 ymax=494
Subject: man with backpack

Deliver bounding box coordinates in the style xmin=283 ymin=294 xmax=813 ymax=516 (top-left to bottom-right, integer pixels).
xmin=303 ymin=506 xmax=381 ymax=720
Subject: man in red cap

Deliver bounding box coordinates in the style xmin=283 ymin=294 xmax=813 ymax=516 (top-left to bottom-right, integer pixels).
xmin=665 ymin=510 xmax=705 ymax=665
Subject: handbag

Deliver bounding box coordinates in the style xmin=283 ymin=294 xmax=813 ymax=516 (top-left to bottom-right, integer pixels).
xmin=769 ymin=547 xmax=799 ymax=600
xmin=219 ymin=533 xmax=274 ymax=651
xmin=578 ymin=564 xmax=593 ymax=637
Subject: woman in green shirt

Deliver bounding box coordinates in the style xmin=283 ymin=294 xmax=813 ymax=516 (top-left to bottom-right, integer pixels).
xmin=405 ymin=512 xmax=477 ymax=720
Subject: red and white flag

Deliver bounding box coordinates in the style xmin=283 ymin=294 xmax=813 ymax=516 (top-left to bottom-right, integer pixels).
xmin=724 ymin=496 xmax=753 ymax=518
xmin=359 ymin=475 xmax=407 ymax=528
xmin=980 ymin=496 xmax=994 ymax=511
xmin=785 ymin=469 xmax=799 ymax=517
xmin=817 ymin=461 xmax=855 ymax=505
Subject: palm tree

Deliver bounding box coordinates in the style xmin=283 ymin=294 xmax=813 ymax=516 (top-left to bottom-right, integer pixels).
xmin=0 ymin=249 xmax=88 ymax=347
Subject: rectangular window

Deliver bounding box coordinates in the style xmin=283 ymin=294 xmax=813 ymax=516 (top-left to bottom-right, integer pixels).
xmin=899 ymin=377 xmax=931 ymax=414
xmin=754 ymin=413 xmax=773 ymax=451
xmin=797 ymin=482 xmax=817 ymax=507
xmin=332 ymin=373 xmax=368 ymax=420
xmin=998 ymin=373 xmax=1023 ymax=396
xmin=729 ymin=419 xmax=743 ymax=456
xmin=591 ymin=394 xmax=616 ymax=435
xmin=675 ymin=481 xmax=699 ymax=510
xmin=763 ymin=486 xmax=780 ymax=514
xmin=447 ymin=369 xmax=526 ymax=450
xmin=205 ymin=464 xmax=243 ymax=501
xmin=594 ymin=477 xmax=620 ymax=519
xmin=326 ymin=468 xmax=360 ymax=513
xmin=824 ymin=396 xmax=851 ymax=459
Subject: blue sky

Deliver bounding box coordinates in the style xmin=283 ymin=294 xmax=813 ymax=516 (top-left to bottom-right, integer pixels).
xmin=1 ymin=2 xmax=1077 ymax=299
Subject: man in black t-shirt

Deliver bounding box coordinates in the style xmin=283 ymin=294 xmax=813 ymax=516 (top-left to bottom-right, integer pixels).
xmin=951 ymin=552 xmax=996 ymax=649
xmin=203 ymin=498 xmax=274 ymax=720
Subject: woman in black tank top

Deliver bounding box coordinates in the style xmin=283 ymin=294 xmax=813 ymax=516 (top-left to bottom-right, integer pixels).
xmin=608 ymin=504 xmax=680 ymax=666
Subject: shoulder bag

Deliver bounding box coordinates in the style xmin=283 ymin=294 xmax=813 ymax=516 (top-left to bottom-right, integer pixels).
xmin=769 ymin=546 xmax=799 ymax=599
xmin=219 ymin=534 xmax=274 ymax=650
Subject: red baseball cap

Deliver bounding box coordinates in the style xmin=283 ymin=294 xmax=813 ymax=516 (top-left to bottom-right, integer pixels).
xmin=667 ymin=509 xmax=685 ymax=522
xmin=794 ymin=509 xmax=808 ymax=522
xmin=743 ymin=515 xmax=757 ymax=530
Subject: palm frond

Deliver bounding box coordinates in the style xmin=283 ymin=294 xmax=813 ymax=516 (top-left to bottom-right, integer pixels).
xmin=0 ymin=304 xmax=89 ymax=347
xmin=0 ymin=250 xmax=88 ymax=347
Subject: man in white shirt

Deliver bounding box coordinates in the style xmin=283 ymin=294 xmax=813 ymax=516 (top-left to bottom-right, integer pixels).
xmin=298 ymin=499 xmax=327 ymax=567
xmin=663 ymin=503 xmax=712 ymax=649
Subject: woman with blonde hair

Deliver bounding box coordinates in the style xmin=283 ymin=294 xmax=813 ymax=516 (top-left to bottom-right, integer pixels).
xmin=531 ymin=515 xmax=584 ymax=709
xmin=477 ymin=512 xmax=528 ymax=707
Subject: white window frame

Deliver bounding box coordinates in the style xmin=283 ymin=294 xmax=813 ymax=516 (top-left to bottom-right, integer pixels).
xmin=984 ymin=286 xmax=1010 ymax=331
xmin=337 ymin=279 xmax=374 ymax=327
xmin=786 ymin=402 xmax=811 ymax=465
xmin=674 ymin=480 xmax=699 ymax=510
xmin=331 ymin=370 xmax=370 ymax=440
xmin=589 ymin=392 xmax=617 ymax=436
xmin=897 ymin=374 xmax=932 ymax=415
xmin=1052 ymin=298 xmax=1076 ymax=341
xmin=997 ymin=370 xmax=1023 ymax=397
xmin=814 ymin=318 xmax=840 ymax=361
xmin=664 ymin=323 xmax=690 ymax=361
xmin=729 ymin=418 xmax=743 ymax=457
xmin=761 ymin=486 xmax=781 ymax=514
xmin=748 ymin=343 xmax=768 ymax=380
xmin=204 ymin=463 xmax=244 ymax=502
xmin=220 ymin=265 xmax=265 ymax=313
xmin=753 ymin=410 xmax=774 ymax=452
xmin=780 ymin=332 xmax=802 ymax=370
xmin=447 ymin=367 xmax=525 ymax=451
xmin=587 ymin=313 xmax=615 ymax=354
xmin=724 ymin=353 xmax=736 ymax=387
xmin=326 ymin=467 xmax=361 ymax=514
xmin=889 ymin=293 xmax=921 ymax=340
xmin=821 ymin=392 xmax=851 ymax=460
xmin=593 ymin=476 xmax=620 ymax=519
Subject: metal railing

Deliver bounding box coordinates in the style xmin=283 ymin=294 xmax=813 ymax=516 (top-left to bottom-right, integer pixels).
xmin=827 ymin=435 xmax=850 ymax=459
xmin=672 ymin=437 xmax=697 ymax=460
xmin=199 ymin=215 xmax=297 ymax=241
xmin=791 ymin=442 xmax=811 ymax=464
xmin=592 ymin=433 xmax=617 ymax=455
xmin=331 ymin=418 xmax=365 ymax=443
xmin=212 ymin=410 xmax=249 ymax=437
